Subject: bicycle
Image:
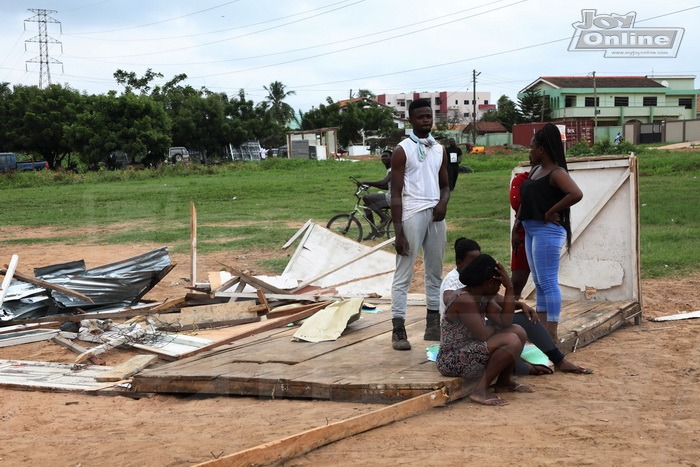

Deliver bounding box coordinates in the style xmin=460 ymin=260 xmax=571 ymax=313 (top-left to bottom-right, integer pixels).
xmin=326 ymin=176 xmax=394 ymax=243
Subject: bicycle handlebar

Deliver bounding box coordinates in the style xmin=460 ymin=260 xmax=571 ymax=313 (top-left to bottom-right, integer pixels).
xmin=349 ymin=176 xmax=369 ymax=190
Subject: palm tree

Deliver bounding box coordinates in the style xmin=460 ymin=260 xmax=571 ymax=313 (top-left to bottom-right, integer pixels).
xmin=263 ymin=81 xmax=296 ymax=126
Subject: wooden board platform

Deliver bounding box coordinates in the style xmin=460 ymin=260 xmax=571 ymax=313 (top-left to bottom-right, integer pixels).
xmin=132 ymin=300 xmax=640 ymax=403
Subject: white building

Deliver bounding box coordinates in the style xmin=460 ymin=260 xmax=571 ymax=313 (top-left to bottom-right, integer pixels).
xmin=376 ymin=91 xmax=494 ymax=125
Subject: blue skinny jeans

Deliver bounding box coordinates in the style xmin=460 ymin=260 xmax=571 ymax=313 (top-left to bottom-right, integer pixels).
xmin=522 ymin=220 xmax=566 ymax=323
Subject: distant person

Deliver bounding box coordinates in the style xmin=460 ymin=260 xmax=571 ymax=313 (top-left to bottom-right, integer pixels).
xmin=259 ymin=147 xmax=268 ymax=159
xmin=389 ymin=98 xmax=450 ymax=350
xmin=437 ymin=254 xmax=533 ymax=406
xmin=614 ymin=132 xmax=622 ymax=144
xmin=440 ymin=238 xmax=593 ymax=375
xmin=515 ymin=123 xmax=583 ymax=344
xmin=445 ymin=138 xmax=463 ymax=191
xmin=355 ymin=150 xmax=392 ymax=240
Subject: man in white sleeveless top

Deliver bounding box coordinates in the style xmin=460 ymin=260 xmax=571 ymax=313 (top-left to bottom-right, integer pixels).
xmin=389 ymin=98 xmax=450 ymax=350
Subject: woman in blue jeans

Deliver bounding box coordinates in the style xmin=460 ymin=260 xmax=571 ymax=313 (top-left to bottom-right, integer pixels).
xmin=515 ymin=123 xmax=583 ymax=344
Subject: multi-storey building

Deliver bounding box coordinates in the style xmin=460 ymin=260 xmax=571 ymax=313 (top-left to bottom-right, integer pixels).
xmin=519 ymin=75 xmax=698 ymax=126
xmin=376 ymin=91 xmax=493 ymax=125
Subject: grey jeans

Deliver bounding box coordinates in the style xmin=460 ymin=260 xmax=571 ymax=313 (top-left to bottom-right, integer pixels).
xmin=391 ymin=208 xmax=446 ymax=319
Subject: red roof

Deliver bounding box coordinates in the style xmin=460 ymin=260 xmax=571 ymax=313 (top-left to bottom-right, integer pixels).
xmin=538 ymin=76 xmax=665 ymax=89
xmin=464 ymin=121 xmax=507 ymax=133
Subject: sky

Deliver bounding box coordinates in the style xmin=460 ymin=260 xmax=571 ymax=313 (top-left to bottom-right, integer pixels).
xmin=1 ymin=0 xmax=698 ymax=112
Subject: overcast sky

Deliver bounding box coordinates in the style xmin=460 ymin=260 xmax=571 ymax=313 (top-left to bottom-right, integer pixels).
xmin=1 ymin=0 xmax=698 ymax=112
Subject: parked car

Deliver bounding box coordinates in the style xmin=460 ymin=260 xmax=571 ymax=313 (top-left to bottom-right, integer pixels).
xmin=106 ymin=151 xmax=130 ymax=170
xmin=0 ymin=152 xmax=49 ymax=172
xmin=168 ymin=147 xmax=190 ymax=164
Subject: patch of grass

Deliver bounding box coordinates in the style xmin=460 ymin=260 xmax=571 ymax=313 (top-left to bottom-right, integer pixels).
xmin=2 ymin=153 xmax=699 ymax=278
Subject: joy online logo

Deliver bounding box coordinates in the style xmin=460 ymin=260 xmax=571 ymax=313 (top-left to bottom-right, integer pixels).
xmin=569 ymin=10 xmax=684 ymax=57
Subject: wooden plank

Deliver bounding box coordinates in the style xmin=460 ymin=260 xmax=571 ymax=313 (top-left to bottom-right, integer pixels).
xmin=190 ymin=201 xmax=197 ymax=286
xmin=256 ymin=288 xmax=270 ymax=314
xmin=175 ymin=302 xmax=332 ymax=360
xmin=209 ymin=276 xmax=241 ymax=297
xmin=291 ymin=236 xmax=395 ymax=293
xmin=0 ymin=328 xmax=58 ymax=348
xmin=194 ymin=389 xmax=450 ymax=467
xmin=0 ymin=254 xmax=19 ymax=308
xmin=172 ymin=301 xmax=262 ymax=317
xmin=215 ymin=292 xmax=323 ymax=301
xmin=282 ymin=219 xmax=313 ymax=250
xmin=95 ymin=354 xmax=159 ymax=382
xmin=52 ymin=335 xmax=106 ymax=365
xmin=0 ymin=359 xmax=114 ymax=392
xmin=0 ymin=265 xmax=95 ymax=304
xmin=230 ymin=268 xmax=289 ymax=295
xmin=652 ymin=310 xmax=700 ymax=322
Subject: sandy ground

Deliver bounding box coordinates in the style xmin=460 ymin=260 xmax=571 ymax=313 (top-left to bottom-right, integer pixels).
xmin=1 ymin=238 xmax=699 ymax=466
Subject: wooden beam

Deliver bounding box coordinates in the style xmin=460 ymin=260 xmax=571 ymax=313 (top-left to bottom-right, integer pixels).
xmin=194 ymin=388 xmax=451 ymax=467
xmin=255 ymin=288 xmax=270 ymax=314
xmin=0 ymin=266 xmax=95 ymax=304
xmin=95 ymin=354 xmax=159 ymax=382
xmin=282 ymin=219 xmax=313 ymax=250
xmin=209 ymin=276 xmax=241 ymax=297
xmin=190 ymin=201 xmax=197 ymax=286
xmin=51 ymin=335 xmax=106 ymax=365
xmin=178 ymin=301 xmax=331 ymax=359
xmin=291 ymin=236 xmax=395 ymax=292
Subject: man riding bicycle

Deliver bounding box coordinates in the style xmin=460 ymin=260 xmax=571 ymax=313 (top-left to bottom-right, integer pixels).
xmin=355 ymin=149 xmax=392 ymax=240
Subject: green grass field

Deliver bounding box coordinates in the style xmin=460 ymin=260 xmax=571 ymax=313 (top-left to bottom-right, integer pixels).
xmin=1 ymin=148 xmax=698 ymax=278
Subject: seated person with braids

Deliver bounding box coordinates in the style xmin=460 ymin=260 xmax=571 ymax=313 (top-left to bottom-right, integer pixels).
xmin=440 ymin=237 xmax=593 ymax=375
xmin=437 ymin=254 xmax=534 ymax=406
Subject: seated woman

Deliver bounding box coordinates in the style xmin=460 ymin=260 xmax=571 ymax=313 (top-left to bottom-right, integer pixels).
xmin=437 ymin=254 xmax=534 ymax=406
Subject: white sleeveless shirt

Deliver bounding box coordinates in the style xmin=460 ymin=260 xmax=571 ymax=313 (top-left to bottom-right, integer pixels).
xmin=397 ymin=137 xmax=443 ymax=221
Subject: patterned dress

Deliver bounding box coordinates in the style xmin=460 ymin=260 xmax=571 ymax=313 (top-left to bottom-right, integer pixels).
xmin=436 ymin=292 xmax=491 ymax=379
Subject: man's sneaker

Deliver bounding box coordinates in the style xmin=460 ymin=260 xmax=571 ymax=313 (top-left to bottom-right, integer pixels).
xmin=391 ymin=318 xmax=411 ymax=351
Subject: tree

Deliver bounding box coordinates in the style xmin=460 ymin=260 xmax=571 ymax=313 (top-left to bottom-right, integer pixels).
xmin=479 ymin=95 xmax=519 ymax=132
xmin=4 ymin=84 xmax=85 ymax=168
xmin=114 ymin=68 xmax=164 ymax=94
xmin=300 ymin=98 xmax=395 ymax=147
xmin=518 ymin=89 xmax=551 ymax=123
xmin=66 ymin=91 xmax=171 ymax=167
xmin=263 ymin=81 xmax=296 ymax=126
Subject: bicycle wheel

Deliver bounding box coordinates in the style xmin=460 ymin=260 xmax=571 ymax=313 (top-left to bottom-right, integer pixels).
xmin=327 ymin=214 xmax=363 ymax=243
xmin=383 ymin=220 xmax=395 ymax=239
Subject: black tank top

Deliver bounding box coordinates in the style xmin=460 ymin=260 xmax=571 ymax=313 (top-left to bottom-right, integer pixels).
xmin=518 ymin=167 xmax=565 ymax=221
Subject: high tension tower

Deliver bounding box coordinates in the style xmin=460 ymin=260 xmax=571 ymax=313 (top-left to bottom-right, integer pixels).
xmin=24 ymin=9 xmax=63 ymax=89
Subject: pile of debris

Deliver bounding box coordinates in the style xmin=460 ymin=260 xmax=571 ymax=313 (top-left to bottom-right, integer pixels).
xmin=0 ymin=222 xmax=406 ymax=393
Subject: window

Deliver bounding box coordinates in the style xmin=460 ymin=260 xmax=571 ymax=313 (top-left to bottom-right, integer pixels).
xmin=584 ymin=97 xmax=599 ymax=107
xmin=565 ymin=95 xmax=576 ymax=108
xmin=387 ymin=101 xmax=391 ymax=105
xmin=455 ymin=100 xmax=458 ymax=105
xmin=464 ymin=100 xmax=468 ymax=105
xmin=643 ymin=97 xmax=657 ymax=107
xmin=463 ymin=112 xmax=468 ymax=117
xmin=484 ymin=100 xmax=489 ymax=105
xmin=399 ymin=101 xmax=405 ymax=107
xmin=614 ymin=97 xmax=629 ymax=107
xmin=679 ymin=98 xmax=693 ymax=109
xmin=435 ymin=97 xmax=441 ymax=105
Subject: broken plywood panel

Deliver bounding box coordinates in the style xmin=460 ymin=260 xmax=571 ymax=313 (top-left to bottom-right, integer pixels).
xmin=282 ymin=224 xmax=395 ymax=297
xmin=0 ymin=359 xmax=116 ymax=392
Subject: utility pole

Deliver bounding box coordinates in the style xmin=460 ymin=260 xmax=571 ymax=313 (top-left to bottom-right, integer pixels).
xmin=24 ymin=9 xmax=63 ymax=89
xmin=472 ymin=69 xmax=481 ymax=145
xmin=592 ymin=71 xmax=598 ymax=144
